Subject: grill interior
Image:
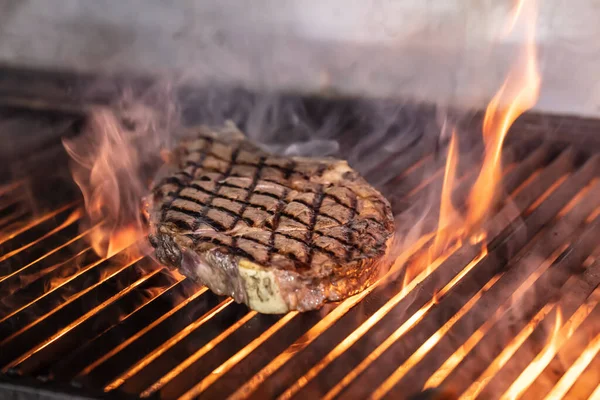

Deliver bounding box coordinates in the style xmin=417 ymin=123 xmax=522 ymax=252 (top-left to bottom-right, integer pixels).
xmin=1 ymin=71 xmax=600 ymax=399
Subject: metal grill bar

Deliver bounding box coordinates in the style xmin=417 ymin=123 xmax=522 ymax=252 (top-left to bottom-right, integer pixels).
xmin=1 ymin=109 xmax=600 ymax=400
xmin=226 ymin=150 xmax=597 ymax=400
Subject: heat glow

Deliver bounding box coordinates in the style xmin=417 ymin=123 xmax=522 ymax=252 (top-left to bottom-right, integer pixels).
xmin=425 ymin=0 xmax=540 ymax=262
xmin=465 ymin=0 xmax=540 ymax=236
xmin=63 ymin=108 xmax=149 ymax=259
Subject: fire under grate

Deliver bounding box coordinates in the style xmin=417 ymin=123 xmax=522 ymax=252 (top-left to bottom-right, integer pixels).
xmin=1 ymin=82 xmax=600 ymax=399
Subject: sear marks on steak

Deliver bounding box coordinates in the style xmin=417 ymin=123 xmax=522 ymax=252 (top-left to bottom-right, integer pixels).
xmin=147 ymin=122 xmax=395 ymax=313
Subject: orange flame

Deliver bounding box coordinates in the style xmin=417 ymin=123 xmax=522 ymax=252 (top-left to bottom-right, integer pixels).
xmin=543 ymin=331 xmax=600 ymax=399
xmin=498 ymin=307 xmax=563 ymax=400
xmin=465 ymin=0 xmax=540 ymax=236
xmin=460 ymin=302 xmax=555 ymax=399
xmin=414 ymin=0 xmax=539 ymax=286
xmin=62 ymin=108 xmax=156 ymax=259
xmin=423 ymin=0 xmax=539 ymax=275
xmin=429 ymin=131 xmax=462 ymax=263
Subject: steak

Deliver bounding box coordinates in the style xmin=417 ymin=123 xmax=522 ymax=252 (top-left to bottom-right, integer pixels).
xmin=147 ymin=122 xmax=395 ymax=313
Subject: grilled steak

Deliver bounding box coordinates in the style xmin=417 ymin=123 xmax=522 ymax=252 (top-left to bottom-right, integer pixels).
xmin=147 ymin=122 xmax=395 ymax=313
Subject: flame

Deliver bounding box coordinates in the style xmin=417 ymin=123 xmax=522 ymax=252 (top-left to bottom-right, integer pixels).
xmin=398 ymin=1 xmax=540 ymax=334
xmin=460 ymin=303 xmax=555 ymax=399
xmin=85 ymin=223 xmax=141 ymax=259
xmin=423 ymin=243 xmax=568 ymax=390
xmin=420 ymin=0 xmax=539 ymax=282
xmin=62 ymin=107 xmax=158 ymax=260
xmin=460 ymin=287 xmax=600 ymax=399
xmin=543 ymin=331 xmax=600 ymax=400
xmin=500 ymin=290 xmax=599 ymax=400
xmin=429 ymin=131 xmax=462 ymax=263
xmin=465 ymin=0 xmax=540 ymax=235
xmin=498 ymin=307 xmax=563 ymax=400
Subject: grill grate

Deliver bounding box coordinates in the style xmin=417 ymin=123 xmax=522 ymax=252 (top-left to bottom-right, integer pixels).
xmin=1 ymin=99 xmax=600 ymax=400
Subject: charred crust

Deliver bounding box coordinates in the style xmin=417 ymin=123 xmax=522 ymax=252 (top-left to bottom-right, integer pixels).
xmin=149 ymin=231 xmax=183 ymax=269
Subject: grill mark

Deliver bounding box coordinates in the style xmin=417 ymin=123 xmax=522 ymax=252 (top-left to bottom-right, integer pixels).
xmin=185 ymin=181 xmax=321 ymax=231
xmin=171 ymin=145 xmax=387 ymax=227
xmin=318 ymin=212 xmax=345 ymax=226
xmin=190 ymin=235 xmax=257 ymax=262
xmin=161 ymin=138 xmax=212 ymax=220
xmin=220 ymin=180 xmax=280 ymax=193
xmin=220 ymin=181 xmax=287 ymax=200
xmin=187 ymin=158 xmax=305 ymax=180
xmin=237 ymin=231 xmax=340 ymax=262
xmin=253 ymin=190 xmax=282 ymax=200
xmin=295 ymin=187 xmax=372 ymax=225
xmin=315 ymin=231 xmax=363 ymax=253
xmin=274 ymin=231 xmax=339 ymax=260
xmin=222 ymin=178 xmax=288 ymax=195
xmin=164 ymin=176 xmax=383 ymax=245
xmin=288 ymin=198 xmax=313 ymax=209
xmin=278 ymin=211 xmax=313 ymax=228
xmin=364 ymin=231 xmax=381 ymax=243
xmin=163 ymin=177 xmax=284 ymax=218
xmin=323 ymin=192 xmax=353 ymax=211
xmin=192 ymin=146 xmax=241 ymax=231
xmin=175 ymin=194 xmax=254 ymax=226
xmin=267 ymin=188 xmax=289 ymax=263
xmin=186 ymin=136 xmax=233 ymax=148
xmin=236 ymin=234 xmax=269 ymax=248
xmin=345 ymin=192 xmax=358 ymax=261
xmin=231 ymin=156 xmax=266 ymax=250
xmin=190 ymin=150 xmax=313 ymax=179
xmin=290 ymin=184 xmax=353 ymax=211
xmin=163 ymin=171 xmax=192 ymax=185
xmin=365 ymin=216 xmax=384 ymax=226
xmin=163 ymin=176 xmax=185 ymax=186
xmin=237 ymin=235 xmax=304 ymax=264
xmin=158 ymin=136 xmax=391 ymax=270
xmin=189 ymin=183 xmax=271 ymax=213
xmin=171 ymin=204 xmax=377 ymax=266
xmin=261 ymin=177 xmax=295 ymax=189
xmin=184 ymin=162 xmax=240 ymax=180
xmin=171 ymin=218 xmax=193 ymax=231
xmin=170 ymin=179 xmax=344 ymax=230
xmin=283 ymin=160 xmax=296 ymax=180
xmin=305 ymin=185 xmax=325 ymax=265
xmin=286 ymin=198 xmax=345 ymax=225
xmin=220 ymin=180 xmax=249 ymax=190
xmin=167 ymin=206 xmax=228 ymax=231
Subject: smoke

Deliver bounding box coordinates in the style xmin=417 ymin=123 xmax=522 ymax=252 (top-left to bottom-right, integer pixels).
xmin=59 ymin=73 xmax=453 ymax=267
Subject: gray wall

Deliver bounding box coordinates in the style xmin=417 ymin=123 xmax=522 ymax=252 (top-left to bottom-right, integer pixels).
xmin=1 ymin=0 xmax=600 ymax=116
